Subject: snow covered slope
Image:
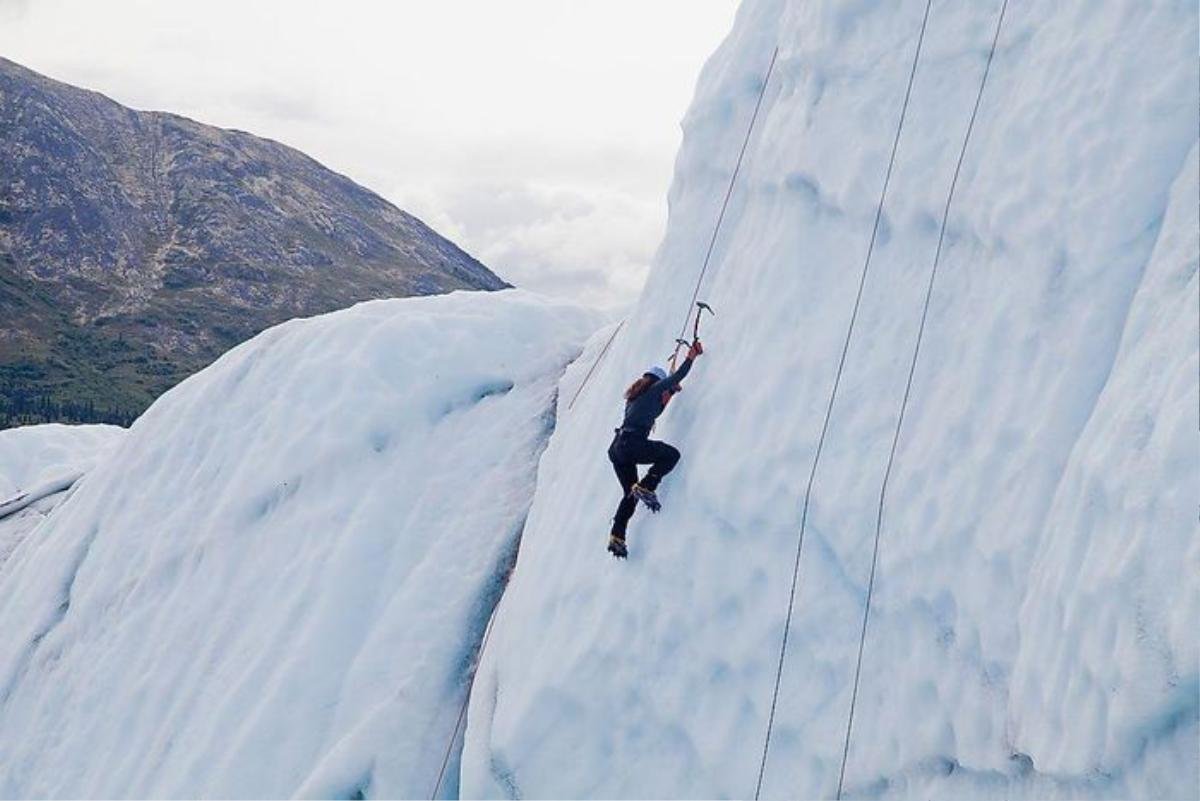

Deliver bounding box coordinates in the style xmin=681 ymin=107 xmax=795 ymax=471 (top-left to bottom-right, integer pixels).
xmin=0 ymin=423 xmax=123 ymax=569
xmin=460 ymin=1 xmax=1198 ymax=798
xmin=0 ymin=290 xmax=599 ymax=798
xmin=0 ymin=423 xmax=122 ymax=500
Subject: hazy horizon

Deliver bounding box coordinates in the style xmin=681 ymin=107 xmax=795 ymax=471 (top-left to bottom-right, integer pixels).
xmin=0 ymin=0 xmax=740 ymax=310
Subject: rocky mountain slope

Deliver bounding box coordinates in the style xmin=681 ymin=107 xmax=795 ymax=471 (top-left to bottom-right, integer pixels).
xmin=0 ymin=57 xmax=507 ymax=426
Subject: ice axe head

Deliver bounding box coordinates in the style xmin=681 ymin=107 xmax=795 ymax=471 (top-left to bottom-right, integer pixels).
xmin=692 ymin=301 xmax=715 ymax=340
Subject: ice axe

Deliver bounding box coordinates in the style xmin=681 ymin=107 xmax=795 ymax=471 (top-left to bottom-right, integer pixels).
xmin=669 ymin=301 xmax=715 ymax=370
xmin=693 ymin=301 xmax=715 ymax=341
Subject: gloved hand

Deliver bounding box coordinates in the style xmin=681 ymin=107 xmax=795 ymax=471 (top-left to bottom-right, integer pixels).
xmin=688 ymin=339 xmax=704 ymax=359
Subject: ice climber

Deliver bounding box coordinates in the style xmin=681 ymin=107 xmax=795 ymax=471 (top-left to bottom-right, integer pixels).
xmin=606 ymin=338 xmax=704 ymax=558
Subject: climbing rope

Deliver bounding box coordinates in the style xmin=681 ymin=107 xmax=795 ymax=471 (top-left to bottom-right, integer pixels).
xmin=574 ymin=48 xmax=777 ymax=409
xmin=754 ymin=2 xmax=934 ymax=797
xmin=834 ymin=2 xmax=1010 ymax=797
xmin=430 ymin=590 xmax=505 ymax=799
xmin=428 ymin=48 xmax=782 ymax=801
xmin=429 ymin=316 xmax=622 ymax=795
xmin=670 ymin=47 xmax=780 ymax=370
xmin=566 ymin=320 xmax=626 ymax=411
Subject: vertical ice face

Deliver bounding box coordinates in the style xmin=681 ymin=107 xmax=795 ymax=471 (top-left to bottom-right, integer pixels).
xmin=1009 ymin=142 xmax=1199 ymax=785
xmin=0 ymin=290 xmax=601 ymax=799
xmin=461 ymin=0 xmax=1198 ymax=798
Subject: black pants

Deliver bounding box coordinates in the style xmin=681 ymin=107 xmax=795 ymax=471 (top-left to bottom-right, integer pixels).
xmin=608 ymin=432 xmax=680 ymax=537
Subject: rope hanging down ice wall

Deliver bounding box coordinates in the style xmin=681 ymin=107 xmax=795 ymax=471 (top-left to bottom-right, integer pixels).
xmin=570 ymin=48 xmax=778 ymax=402
xmin=566 ymin=320 xmax=625 ymax=412
xmin=754 ymin=2 xmax=935 ymax=796
xmin=834 ymin=1 xmax=1011 ymax=797
xmin=670 ymin=46 xmax=780 ymax=370
xmin=428 ymin=51 xmax=783 ymax=798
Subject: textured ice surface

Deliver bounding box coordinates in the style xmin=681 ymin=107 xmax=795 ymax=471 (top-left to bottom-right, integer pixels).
xmin=0 ymin=423 xmax=123 ymax=500
xmin=0 ymin=424 xmax=123 ymax=570
xmin=0 ymin=290 xmax=600 ymax=798
xmin=0 ymin=0 xmax=1195 ymax=798
xmin=460 ymin=0 xmax=1198 ymax=798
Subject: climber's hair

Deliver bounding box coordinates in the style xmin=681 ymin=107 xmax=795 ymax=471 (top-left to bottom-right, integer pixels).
xmin=624 ymin=374 xmax=657 ymax=402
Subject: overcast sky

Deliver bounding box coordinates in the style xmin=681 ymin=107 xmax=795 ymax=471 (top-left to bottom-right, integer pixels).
xmin=0 ymin=0 xmax=739 ymax=309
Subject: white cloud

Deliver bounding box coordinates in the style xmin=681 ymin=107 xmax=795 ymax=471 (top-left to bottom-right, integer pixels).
xmin=0 ymin=0 xmax=27 ymax=21
xmin=389 ymin=178 xmax=661 ymax=310
xmin=0 ymin=0 xmax=739 ymax=309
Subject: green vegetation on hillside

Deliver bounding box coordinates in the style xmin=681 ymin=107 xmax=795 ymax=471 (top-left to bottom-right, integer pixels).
xmin=0 ymin=259 xmax=189 ymax=427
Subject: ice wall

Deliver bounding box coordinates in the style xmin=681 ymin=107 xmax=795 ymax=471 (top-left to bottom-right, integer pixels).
xmin=460 ymin=0 xmax=1198 ymax=798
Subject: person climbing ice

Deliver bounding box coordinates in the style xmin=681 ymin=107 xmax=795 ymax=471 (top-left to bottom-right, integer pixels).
xmin=606 ymin=338 xmax=704 ymax=558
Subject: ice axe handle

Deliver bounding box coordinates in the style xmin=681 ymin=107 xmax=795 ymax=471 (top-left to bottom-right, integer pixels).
xmin=693 ymin=301 xmax=714 ymax=341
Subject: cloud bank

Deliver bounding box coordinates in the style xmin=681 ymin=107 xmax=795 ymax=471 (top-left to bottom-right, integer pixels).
xmin=0 ymin=0 xmax=738 ymax=309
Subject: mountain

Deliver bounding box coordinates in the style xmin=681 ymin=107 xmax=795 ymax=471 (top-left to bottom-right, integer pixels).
xmin=0 ymin=0 xmax=1197 ymax=798
xmin=0 ymin=58 xmax=507 ymax=426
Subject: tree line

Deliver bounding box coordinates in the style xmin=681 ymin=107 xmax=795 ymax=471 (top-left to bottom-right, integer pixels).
xmin=0 ymin=389 xmax=136 ymax=429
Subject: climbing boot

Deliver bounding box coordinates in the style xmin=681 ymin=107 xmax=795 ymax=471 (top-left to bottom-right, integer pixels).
xmin=608 ymin=534 xmax=628 ymax=559
xmin=629 ymin=483 xmax=661 ymax=513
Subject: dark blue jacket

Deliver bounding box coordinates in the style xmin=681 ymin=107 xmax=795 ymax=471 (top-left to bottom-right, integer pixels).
xmin=618 ymin=357 xmax=694 ymax=437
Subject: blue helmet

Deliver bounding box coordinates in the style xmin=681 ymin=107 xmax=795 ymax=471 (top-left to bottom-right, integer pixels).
xmin=645 ymin=366 xmax=668 ymax=381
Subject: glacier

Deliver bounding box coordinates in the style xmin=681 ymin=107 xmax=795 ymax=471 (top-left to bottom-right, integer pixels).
xmin=0 ymin=291 xmax=600 ymax=798
xmin=0 ymin=0 xmax=1196 ymax=798
xmin=458 ymin=0 xmax=1198 ymax=798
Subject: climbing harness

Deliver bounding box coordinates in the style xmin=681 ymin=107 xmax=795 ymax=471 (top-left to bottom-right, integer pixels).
xmin=754 ymin=1 xmax=935 ymax=795
xmin=834 ymin=2 xmax=1010 ymax=797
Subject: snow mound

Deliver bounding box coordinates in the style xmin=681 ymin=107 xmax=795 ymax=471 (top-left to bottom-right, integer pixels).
xmin=461 ymin=1 xmax=1198 ymax=799
xmin=0 ymin=290 xmax=600 ymax=799
xmin=0 ymin=423 xmax=123 ymax=500
xmin=0 ymin=423 xmax=124 ymax=571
